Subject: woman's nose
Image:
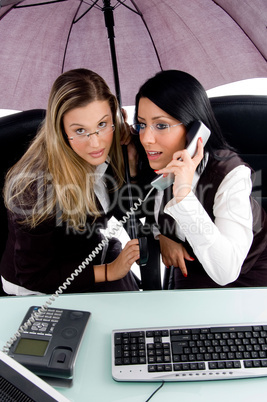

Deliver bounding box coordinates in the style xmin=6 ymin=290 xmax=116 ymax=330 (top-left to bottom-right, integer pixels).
xmin=87 ymin=133 xmax=100 ymax=147
xmin=141 ymin=126 xmax=156 ymax=144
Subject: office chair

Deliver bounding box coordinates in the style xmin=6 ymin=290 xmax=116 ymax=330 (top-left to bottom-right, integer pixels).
xmin=163 ymin=94 xmax=267 ymax=289
xmin=0 ymin=109 xmax=46 ymax=295
xmin=210 ymin=94 xmax=267 ymax=212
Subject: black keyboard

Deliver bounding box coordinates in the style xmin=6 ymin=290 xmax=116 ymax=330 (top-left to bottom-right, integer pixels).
xmin=112 ymin=323 xmax=267 ymax=381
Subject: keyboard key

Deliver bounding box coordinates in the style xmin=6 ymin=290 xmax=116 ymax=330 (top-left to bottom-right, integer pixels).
xmin=165 ymin=364 xmax=172 ymax=371
xmin=115 ymin=345 xmax=122 ymax=358
xmin=211 ymin=326 xmax=253 ymax=333
xmin=234 ymin=361 xmax=241 ymax=368
xmin=209 ymin=362 xmax=217 ymax=369
xmin=174 ymin=364 xmax=183 ymax=371
xmin=172 ymin=343 xmax=185 ymax=355
xmin=114 ymin=333 xmax=122 ymax=345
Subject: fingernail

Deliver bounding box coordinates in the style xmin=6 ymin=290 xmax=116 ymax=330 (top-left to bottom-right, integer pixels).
xmin=183 ymin=273 xmax=187 ymax=277
xmin=190 ymin=257 xmax=195 ymax=261
xmin=199 ymin=137 xmax=203 ymax=143
xmin=154 ymin=170 xmax=159 ymax=172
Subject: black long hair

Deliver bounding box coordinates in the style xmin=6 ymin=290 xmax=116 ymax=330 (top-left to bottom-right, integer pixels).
xmin=134 ymin=70 xmax=231 ymax=158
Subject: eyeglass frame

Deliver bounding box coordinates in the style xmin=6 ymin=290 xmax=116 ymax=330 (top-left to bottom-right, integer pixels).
xmin=67 ymin=124 xmax=115 ymax=141
xmin=130 ymin=122 xmax=183 ymax=135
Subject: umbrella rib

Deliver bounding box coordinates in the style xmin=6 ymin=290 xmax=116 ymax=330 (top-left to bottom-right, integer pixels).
xmin=114 ymin=0 xmax=139 ymax=14
xmin=130 ymin=0 xmax=163 ymax=70
xmin=14 ymin=0 xmax=67 ymax=8
xmin=109 ymin=0 xmax=162 ymax=70
xmin=73 ymin=0 xmax=101 ymax=23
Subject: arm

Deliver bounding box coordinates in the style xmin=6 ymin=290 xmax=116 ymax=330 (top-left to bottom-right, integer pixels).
xmin=94 ymin=239 xmax=140 ymax=282
xmin=158 ymin=234 xmax=194 ymax=277
xmin=164 ymin=165 xmax=254 ymax=285
xmin=11 ymin=212 xmax=140 ymax=293
xmin=10 ymin=215 xmax=97 ymax=294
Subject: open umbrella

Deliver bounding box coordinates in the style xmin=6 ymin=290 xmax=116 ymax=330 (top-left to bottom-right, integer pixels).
xmin=0 ymin=0 xmax=266 ymax=111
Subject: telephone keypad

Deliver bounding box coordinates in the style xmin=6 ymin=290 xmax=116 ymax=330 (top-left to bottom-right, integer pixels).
xmin=22 ymin=307 xmax=63 ymax=336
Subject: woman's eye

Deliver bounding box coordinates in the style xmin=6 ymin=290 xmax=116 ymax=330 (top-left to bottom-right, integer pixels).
xmin=98 ymin=121 xmax=107 ymax=129
xmin=156 ymin=123 xmax=169 ymax=130
xmin=139 ymin=123 xmax=146 ymax=130
xmin=76 ymin=128 xmax=85 ymax=136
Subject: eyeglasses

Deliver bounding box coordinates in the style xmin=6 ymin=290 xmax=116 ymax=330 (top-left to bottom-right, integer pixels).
xmin=68 ymin=124 xmax=115 ymax=142
xmin=130 ymin=122 xmax=183 ymax=135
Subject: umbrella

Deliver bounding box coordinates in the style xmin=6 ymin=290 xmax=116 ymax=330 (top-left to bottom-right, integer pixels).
xmin=0 ymin=0 xmax=266 ymax=112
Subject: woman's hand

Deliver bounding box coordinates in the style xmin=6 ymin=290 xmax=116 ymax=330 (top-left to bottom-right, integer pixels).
xmin=156 ymin=137 xmax=204 ymax=202
xmin=159 ymin=234 xmax=194 ymax=277
xmin=107 ymin=239 xmax=140 ymax=281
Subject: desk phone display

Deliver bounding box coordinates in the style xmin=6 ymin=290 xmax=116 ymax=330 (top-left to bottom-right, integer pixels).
xmin=8 ymin=306 xmax=90 ymax=380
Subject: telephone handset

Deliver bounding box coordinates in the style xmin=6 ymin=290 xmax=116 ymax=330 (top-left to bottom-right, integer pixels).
xmin=150 ymin=121 xmax=211 ymax=191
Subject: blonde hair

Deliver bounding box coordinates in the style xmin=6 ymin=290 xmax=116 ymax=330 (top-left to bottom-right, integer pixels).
xmin=4 ymin=69 xmax=125 ymax=229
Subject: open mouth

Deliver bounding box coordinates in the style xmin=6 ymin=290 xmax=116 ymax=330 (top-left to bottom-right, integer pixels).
xmin=146 ymin=151 xmax=162 ymax=160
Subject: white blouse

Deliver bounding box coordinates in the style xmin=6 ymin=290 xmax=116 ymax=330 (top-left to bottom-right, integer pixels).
xmin=154 ymin=164 xmax=254 ymax=286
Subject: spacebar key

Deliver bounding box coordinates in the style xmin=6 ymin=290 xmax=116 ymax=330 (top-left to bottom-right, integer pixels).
xmin=210 ymin=326 xmax=253 ymax=333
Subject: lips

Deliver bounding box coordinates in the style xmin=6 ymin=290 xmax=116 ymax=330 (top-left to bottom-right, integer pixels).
xmin=89 ymin=148 xmax=105 ymax=158
xmin=146 ymin=150 xmax=162 ymax=160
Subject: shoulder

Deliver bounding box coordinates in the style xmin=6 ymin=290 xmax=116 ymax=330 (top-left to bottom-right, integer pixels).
xmin=196 ymin=150 xmax=252 ymax=216
xmin=201 ymin=150 xmax=251 ymax=184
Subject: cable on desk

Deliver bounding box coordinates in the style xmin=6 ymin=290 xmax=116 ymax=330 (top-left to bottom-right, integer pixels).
xmin=145 ymin=381 xmax=165 ymax=402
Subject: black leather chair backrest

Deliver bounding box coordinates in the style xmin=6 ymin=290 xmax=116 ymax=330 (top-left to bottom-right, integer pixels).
xmin=210 ymin=95 xmax=267 ymax=212
xmin=0 ymin=110 xmax=46 ymax=295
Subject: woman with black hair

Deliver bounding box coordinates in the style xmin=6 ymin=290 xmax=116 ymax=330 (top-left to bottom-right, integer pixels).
xmin=132 ymin=70 xmax=267 ymax=288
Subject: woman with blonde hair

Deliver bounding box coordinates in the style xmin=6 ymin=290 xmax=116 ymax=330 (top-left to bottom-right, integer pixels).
xmin=0 ymin=68 xmax=139 ymax=295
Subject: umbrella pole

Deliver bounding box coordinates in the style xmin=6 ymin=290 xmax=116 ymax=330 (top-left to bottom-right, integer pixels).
xmin=102 ymin=0 xmax=150 ymax=270
xmin=102 ymin=1 xmax=136 ymax=235
xmin=102 ymin=0 xmax=121 ymax=106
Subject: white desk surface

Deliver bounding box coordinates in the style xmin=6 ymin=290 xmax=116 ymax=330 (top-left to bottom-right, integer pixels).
xmin=1 ymin=287 xmax=267 ymax=402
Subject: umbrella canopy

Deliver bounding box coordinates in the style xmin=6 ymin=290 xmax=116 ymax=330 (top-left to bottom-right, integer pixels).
xmin=0 ymin=0 xmax=266 ymax=111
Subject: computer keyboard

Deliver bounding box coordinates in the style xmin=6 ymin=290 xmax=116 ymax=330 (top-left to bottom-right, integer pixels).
xmin=112 ymin=323 xmax=267 ymax=381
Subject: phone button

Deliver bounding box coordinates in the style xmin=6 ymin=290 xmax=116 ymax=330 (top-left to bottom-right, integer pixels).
xmin=61 ymin=327 xmax=78 ymax=339
xmin=57 ymin=352 xmax=66 ymax=363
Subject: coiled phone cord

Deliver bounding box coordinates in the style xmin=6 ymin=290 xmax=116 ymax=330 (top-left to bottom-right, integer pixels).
xmin=2 ymin=186 xmax=155 ymax=353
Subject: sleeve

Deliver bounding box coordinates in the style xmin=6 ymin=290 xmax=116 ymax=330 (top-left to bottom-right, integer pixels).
xmin=164 ymin=165 xmax=254 ymax=285
xmin=10 ymin=214 xmax=98 ymax=294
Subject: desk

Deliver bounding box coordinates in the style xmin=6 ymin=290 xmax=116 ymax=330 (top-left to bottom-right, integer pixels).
xmin=1 ymin=288 xmax=267 ymax=402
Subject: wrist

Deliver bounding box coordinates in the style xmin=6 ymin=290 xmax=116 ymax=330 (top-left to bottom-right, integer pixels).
xmin=105 ymin=263 xmax=108 ymax=282
xmin=94 ymin=264 xmax=109 ymax=283
xmin=174 ymin=185 xmax=191 ymax=203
